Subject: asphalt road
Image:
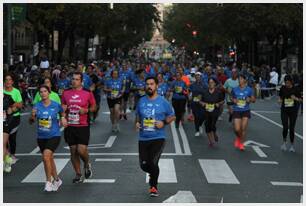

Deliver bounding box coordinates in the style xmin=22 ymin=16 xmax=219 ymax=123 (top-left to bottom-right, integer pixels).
xmin=3 ymin=95 xmax=303 ymax=203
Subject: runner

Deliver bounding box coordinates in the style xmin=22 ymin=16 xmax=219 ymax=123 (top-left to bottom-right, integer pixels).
xmin=189 ymin=72 xmax=206 ymax=136
xmin=57 ymin=71 xmax=70 ymax=98
xmin=170 ymin=72 xmax=188 ymax=128
xmin=223 ymin=68 xmax=239 ymax=122
xmin=29 ymin=85 xmax=65 ymax=192
xmin=119 ymin=63 xmax=133 ymax=120
xmin=231 ymin=74 xmax=256 ymax=151
xmin=61 ymin=71 xmax=96 ymax=183
xmin=104 ymin=70 xmax=125 ymax=132
xmin=279 ymin=75 xmax=302 ymax=152
xmin=33 ymin=77 xmax=61 ymax=105
xmin=3 ymin=93 xmax=15 ymax=173
xmin=200 ymin=77 xmax=225 ymax=146
xmin=131 ymin=69 xmax=146 ymax=110
xmin=156 ymin=73 xmax=170 ymax=99
xmin=4 ymin=73 xmax=23 ymax=165
xmin=135 ymin=76 xmax=175 ymax=197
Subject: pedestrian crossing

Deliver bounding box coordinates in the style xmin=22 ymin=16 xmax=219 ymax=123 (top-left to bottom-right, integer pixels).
xmin=20 ymin=158 xmax=243 ymax=185
xmin=18 ymin=157 xmax=302 ymax=188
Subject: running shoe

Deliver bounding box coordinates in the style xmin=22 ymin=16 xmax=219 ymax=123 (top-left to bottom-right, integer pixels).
xmin=72 ymin=174 xmax=84 ymax=183
xmin=111 ymin=124 xmax=116 ymax=132
xmin=280 ymin=142 xmax=287 ymax=151
xmin=119 ymin=114 xmax=123 ymax=120
xmin=123 ymin=114 xmax=127 ymax=120
xmin=214 ymin=133 xmax=219 ymax=142
xmin=44 ymin=181 xmax=55 ymax=192
xmin=289 ymin=145 xmax=295 ymax=152
xmin=116 ymin=124 xmax=120 ymax=133
xmin=195 ymin=132 xmax=200 ymax=137
xmin=199 ymin=126 xmax=203 ymax=134
xmin=187 ymin=114 xmax=194 ymax=121
xmin=5 ymin=155 xmax=13 ymax=165
xmin=239 ymin=142 xmax=245 ymax=151
xmin=234 ymin=137 xmax=240 ymax=148
xmin=3 ymin=163 xmax=12 ymax=173
xmin=209 ymin=142 xmax=214 ymax=147
xmin=149 ymin=186 xmax=159 ymax=197
xmin=11 ymin=155 xmax=18 ymax=164
xmin=52 ymin=178 xmax=62 ymax=191
xmin=84 ymin=163 xmax=92 ymax=179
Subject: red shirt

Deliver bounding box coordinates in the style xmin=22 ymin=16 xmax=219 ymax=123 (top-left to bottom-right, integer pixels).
xmin=61 ymin=88 xmax=96 ymax=127
xmin=217 ymin=74 xmax=228 ymax=85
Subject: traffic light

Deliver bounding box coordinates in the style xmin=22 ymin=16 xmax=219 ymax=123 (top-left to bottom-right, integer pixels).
xmin=192 ymin=30 xmax=197 ymax=37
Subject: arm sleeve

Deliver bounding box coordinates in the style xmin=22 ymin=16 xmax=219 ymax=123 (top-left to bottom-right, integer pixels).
xmin=15 ymin=89 xmax=23 ymax=103
xmin=89 ymin=92 xmax=96 ymax=106
xmin=57 ymin=103 xmax=63 ymax=113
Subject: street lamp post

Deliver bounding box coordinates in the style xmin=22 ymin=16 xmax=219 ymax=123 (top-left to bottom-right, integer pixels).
xmin=6 ymin=4 xmax=12 ymax=65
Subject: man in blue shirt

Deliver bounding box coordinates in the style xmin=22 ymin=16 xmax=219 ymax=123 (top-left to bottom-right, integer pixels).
xmin=135 ymin=76 xmax=175 ymax=197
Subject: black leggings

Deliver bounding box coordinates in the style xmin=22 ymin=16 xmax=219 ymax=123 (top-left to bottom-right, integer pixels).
xmin=281 ymin=109 xmax=298 ymax=143
xmin=204 ymin=111 xmax=218 ymax=133
xmin=8 ymin=116 xmax=21 ymax=155
xmin=172 ymin=99 xmax=187 ymax=125
xmin=139 ymin=139 xmax=165 ymax=188
xmin=192 ymin=108 xmax=205 ymax=132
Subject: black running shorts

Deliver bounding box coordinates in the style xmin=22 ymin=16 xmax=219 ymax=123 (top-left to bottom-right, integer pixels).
xmin=232 ymin=110 xmax=251 ymax=119
xmin=64 ymin=126 xmax=90 ymax=146
xmin=37 ymin=137 xmax=61 ymax=153
xmin=107 ymin=97 xmax=122 ymax=109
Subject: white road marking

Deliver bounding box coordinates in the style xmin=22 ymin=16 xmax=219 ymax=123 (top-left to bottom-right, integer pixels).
xmin=146 ymin=159 xmax=177 ymax=183
xmin=244 ymin=140 xmax=270 ymax=148
xmin=64 ymin=136 xmax=117 ymax=150
xmin=22 ymin=159 xmax=69 ymax=183
xmin=84 ymin=179 xmax=115 ymax=183
xmin=252 ymin=110 xmax=280 ymax=114
xmin=251 ymin=111 xmax=303 ymax=139
xmin=95 ymin=158 xmax=122 ymax=162
xmin=179 ymin=124 xmax=192 ymax=155
xmin=170 ymin=122 xmax=183 ymax=155
xmin=252 ymin=146 xmax=267 ymax=158
xmin=250 ymin=160 xmax=278 ymax=165
xmin=29 ymin=146 xmax=40 ymax=154
xmin=301 ymin=195 xmax=303 ymax=203
xmin=17 ymin=152 xmax=183 ymax=156
xmin=271 ymin=181 xmax=303 ymax=187
xmin=105 ymin=136 xmax=117 ymax=148
xmin=199 ymin=159 xmax=240 ymax=184
xmin=163 ymin=191 xmax=197 ymax=203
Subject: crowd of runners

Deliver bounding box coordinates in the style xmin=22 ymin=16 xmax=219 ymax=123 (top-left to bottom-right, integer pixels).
xmin=3 ymin=56 xmax=303 ymax=196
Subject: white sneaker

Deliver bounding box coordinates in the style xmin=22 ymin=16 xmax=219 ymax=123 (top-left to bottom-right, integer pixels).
xmin=3 ymin=163 xmax=12 ymax=173
xmin=199 ymin=127 xmax=203 ymax=134
xmin=195 ymin=132 xmax=200 ymax=137
xmin=289 ymin=145 xmax=295 ymax=152
xmin=44 ymin=181 xmax=55 ymax=192
xmin=52 ymin=178 xmax=62 ymax=191
xmin=280 ymin=142 xmax=287 ymax=151
xmin=10 ymin=155 xmax=18 ymax=165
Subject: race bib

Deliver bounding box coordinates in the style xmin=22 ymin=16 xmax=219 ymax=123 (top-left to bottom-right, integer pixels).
xmin=139 ymin=90 xmax=146 ymax=96
xmin=205 ymin=103 xmax=215 ymax=112
xmin=3 ymin=111 xmax=7 ymax=122
xmin=175 ymin=86 xmax=183 ymax=93
xmin=111 ymin=90 xmax=119 ymax=98
xmin=284 ymin=98 xmax=294 ymax=107
xmin=193 ymin=95 xmax=201 ymax=102
xmin=68 ymin=112 xmax=80 ymax=124
xmin=38 ymin=118 xmax=52 ymax=129
xmin=237 ymin=99 xmax=246 ymax=108
xmin=143 ymin=118 xmax=155 ymax=132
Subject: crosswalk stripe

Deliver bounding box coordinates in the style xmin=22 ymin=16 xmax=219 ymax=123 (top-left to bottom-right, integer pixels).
xmin=21 ymin=159 xmax=70 ymax=183
xmin=84 ymin=179 xmax=115 ymax=183
xmin=271 ymin=181 xmax=303 ymax=187
xmin=146 ymin=159 xmax=177 ymax=183
xmin=199 ymin=159 xmax=240 ymax=184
